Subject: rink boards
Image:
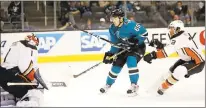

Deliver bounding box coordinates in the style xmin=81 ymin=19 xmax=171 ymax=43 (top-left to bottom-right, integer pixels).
xmin=1 ymin=27 xmax=205 ymax=63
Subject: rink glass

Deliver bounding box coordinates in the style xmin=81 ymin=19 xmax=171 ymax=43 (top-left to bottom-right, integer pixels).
xmin=0 ymin=1 xmax=204 ymax=32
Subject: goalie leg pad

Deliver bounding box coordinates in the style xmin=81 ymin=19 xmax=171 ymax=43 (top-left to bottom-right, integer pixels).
xmin=1 ymin=99 xmax=16 ymax=107
xmin=0 ymin=93 xmax=16 ymax=107
xmin=16 ymin=89 xmax=44 ymax=107
xmin=0 ymin=87 xmax=16 ymax=107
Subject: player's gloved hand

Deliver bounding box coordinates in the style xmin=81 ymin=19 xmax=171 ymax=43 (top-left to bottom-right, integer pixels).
xmin=149 ymin=39 xmax=165 ymax=49
xmin=116 ymin=42 xmax=129 ymax=49
xmin=143 ymin=51 xmax=157 ymax=64
xmin=128 ymin=44 xmax=139 ymax=52
xmin=103 ymin=52 xmax=114 ymax=64
xmin=127 ymin=37 xmax=139 ymax=51
xmin=128 ymin=37 xmax=139 ymax=44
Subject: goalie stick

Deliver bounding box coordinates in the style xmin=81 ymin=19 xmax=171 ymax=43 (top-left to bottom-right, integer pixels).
xmin=7 ymin=82 xmax=38 ymax=86
xmin=7 ymin=82 xmax=66 ymax=89
xmin=73 ymin=49 xmax=127 ymax=78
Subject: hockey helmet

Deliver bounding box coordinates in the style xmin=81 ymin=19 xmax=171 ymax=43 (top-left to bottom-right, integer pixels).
xmin=111 ymin=8 xmax=125 ymax=17
xmin=110 ymin=9 xmax=125 ymax=27
xmin=25 ymin=33 xmax=39 ymax=46
xmin=168 ymin=20 xmax=185 ymax=34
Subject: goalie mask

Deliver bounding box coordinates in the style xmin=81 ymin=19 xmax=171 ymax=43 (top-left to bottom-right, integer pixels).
xmin=25 ymin=33 xmax=39 ymax=46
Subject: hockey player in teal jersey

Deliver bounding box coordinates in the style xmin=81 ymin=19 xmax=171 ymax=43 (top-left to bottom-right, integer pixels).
xmin=100 ymin=9 xmax=148 ymax=96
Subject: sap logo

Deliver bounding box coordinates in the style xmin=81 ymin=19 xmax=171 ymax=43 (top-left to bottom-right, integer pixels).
xmin=36 ymin=33 xmax=63 ymax=53
xmin=0 ymin=40 xmax=7 ymax=47
xmin=81 ymin=32 xmax=110 ymax=51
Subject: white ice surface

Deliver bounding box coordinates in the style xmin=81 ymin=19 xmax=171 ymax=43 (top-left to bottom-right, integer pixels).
xmin=39 ymin=58 xmax=205 ymax=107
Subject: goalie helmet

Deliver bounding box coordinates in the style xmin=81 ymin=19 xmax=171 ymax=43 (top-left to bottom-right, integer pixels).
xmin=25 ymin=33 xmax=39 ymax=46
xmin=168 ymin=20 xmax=185 ymax=34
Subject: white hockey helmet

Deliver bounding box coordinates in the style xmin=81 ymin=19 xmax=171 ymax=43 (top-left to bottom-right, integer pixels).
xmin=168 ymin=20 xmax=185 ymax=34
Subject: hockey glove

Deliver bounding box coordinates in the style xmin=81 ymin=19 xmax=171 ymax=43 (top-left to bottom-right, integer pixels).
xmin=117 ymin=37 xmax=139 ymax=49
xmin=126 ymin=37 xmax=139 ymax=51
xmin=143 ymin=51 xmax=157 ymax=64
xmin=103 ymin=52 xmax=114 ymax=64
xmin=128 ymin=37 xmax=139 ymax=45
xmin=149 ymin=39 xmax=165 ymax=49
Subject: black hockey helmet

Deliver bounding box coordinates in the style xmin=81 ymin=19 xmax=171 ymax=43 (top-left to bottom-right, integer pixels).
xmin=111 ymin=8 xmax=125 ymax=17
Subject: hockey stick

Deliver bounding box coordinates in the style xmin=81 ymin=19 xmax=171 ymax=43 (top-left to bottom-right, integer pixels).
xmin=68 ymin=22 xmax=144 ymax=57
xmin=7 ymin=81 xmax=67 ymax=90
xmin=7 ymin=82 xmax=38 ymax=86
xmin=67 ymin=22 xmax=114 ymax=45
xmin=66 ymin=22 xmax=140 ymax=53
xmin=73 ymin=49 xmax=127 ymax=78
xmin=73 ymin=62 xmax=102 ymax=78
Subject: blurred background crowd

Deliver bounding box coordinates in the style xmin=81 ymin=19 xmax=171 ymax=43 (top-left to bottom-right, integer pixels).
xmin=0 ymin=1 xmax=205 ymax=32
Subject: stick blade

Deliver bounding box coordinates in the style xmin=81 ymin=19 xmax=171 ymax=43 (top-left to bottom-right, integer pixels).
xmin=73 ymin=75 xmax=78 ymax=78
xmin=34 ymin=69 xmax=49 ymax=90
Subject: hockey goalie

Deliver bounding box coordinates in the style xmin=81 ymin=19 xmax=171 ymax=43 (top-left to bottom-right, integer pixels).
xmin=0 ymin=33 xmax=48 ymax=107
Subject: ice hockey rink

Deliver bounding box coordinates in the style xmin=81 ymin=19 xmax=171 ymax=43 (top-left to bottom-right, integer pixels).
xmin=39 ymin=58 xmax=205 ymax=107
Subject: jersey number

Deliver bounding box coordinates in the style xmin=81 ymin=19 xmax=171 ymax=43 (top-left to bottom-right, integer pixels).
xmin=3 ymin=48 xmax=11 ymax=62
xmin=171 ymin=40 xmax=176 ymax=45
xmin=134 ymin=24 xmax=141 ymax=31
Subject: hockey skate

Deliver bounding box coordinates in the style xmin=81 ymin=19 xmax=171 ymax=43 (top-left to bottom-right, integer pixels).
xmin=127 ymin=83 xmax=139 ymax=97
xmin=157 ymin=86 xmax=166 ymax=95
xmin=100 ymin=84 xmax=111 ymax=93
